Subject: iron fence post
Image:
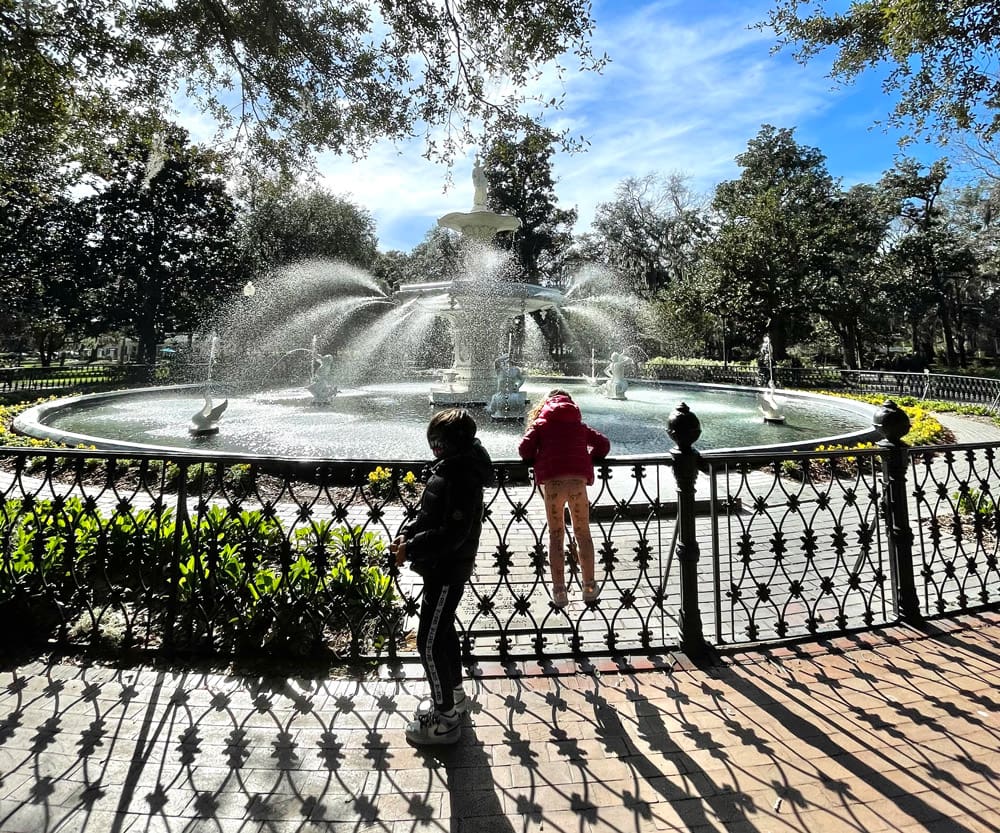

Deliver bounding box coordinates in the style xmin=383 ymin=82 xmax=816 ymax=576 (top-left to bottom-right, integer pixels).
xmin=163 ymin=462 xmax=188 ymax=653
xmin=874 ymin=400 xmax=922 ymax=623
xmin=669 ymin=403 xmax=709 ymax=659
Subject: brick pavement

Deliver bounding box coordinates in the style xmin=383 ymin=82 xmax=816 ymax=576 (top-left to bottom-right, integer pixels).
xmin=1 ymin=609 xmax=998 ymax=833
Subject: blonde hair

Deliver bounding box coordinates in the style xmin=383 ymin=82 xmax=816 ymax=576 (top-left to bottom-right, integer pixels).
xmin=527 ymin=388 xmax=572 ymax=424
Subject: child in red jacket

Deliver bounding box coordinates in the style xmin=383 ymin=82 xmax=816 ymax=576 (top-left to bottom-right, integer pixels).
xmin=518 ymin=389 xmax=610 ymax=607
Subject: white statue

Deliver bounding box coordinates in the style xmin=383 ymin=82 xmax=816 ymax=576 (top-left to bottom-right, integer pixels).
xmin=494 ymin=356 xmax=524 ymax=394
xmin=472 ymin=155 xmax=488 ymax=210
xmin=758 ymin=381 xmax=786 ymax=424
xmin=486 ymin=356 xmax=527 ymax=419
xmin=189 ymin=394 xmax=228 ymax=436
xmin=308 ymin=354 xmax=339 ymax=405
xmin=602 ymin=352 xmax=630 ymax=400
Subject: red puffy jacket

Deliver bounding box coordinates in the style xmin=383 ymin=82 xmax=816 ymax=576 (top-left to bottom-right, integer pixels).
xmin=517 ymin=394 xmax=611 ymax=486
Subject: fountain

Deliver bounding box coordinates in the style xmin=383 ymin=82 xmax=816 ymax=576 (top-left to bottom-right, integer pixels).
xmin=395 ymin=157 xmax=561 ymax=405
xmin=10 ymin=157 xmax=881 ymax=458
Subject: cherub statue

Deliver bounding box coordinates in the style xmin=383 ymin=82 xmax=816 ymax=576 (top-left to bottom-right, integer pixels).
xmin=308 ymin=354 xmax=339 ymax=405
xmin=602 ymin=352 xmax=630 ymax=400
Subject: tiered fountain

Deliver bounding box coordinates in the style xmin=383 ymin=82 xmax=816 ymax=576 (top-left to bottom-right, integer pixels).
xmin=13 ymin=158 xmax=881 ymax=459
xmin=395 ymin=155 xmax=561 ymax=406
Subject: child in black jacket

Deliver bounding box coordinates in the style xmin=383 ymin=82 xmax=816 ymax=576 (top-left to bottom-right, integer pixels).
xmin=391 ymin=408 xmax=494 ymax=745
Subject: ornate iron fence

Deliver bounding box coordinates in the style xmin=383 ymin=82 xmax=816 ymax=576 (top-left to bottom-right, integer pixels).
xmin=2 ymin=401 xmax=998 ymax=661
xmin=0 ymin=363 xmax=171 ymax=397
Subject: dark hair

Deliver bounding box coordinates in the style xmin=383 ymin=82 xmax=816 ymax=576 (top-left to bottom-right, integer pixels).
xmin=427 ymin=408 xmax=477 ymax=449
xmin=527 ymin=388 xmax=572 ymax=424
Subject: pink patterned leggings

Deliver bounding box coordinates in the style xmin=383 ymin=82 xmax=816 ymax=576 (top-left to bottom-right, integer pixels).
xmin=541 ymin=478 xmax=596 ymax=588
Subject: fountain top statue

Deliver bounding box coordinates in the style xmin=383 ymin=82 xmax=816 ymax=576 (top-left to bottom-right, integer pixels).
xmin=472 ymin=155 xmax=488 ymax=210
xmin=437 ymin=153 xmax=520 ymax=242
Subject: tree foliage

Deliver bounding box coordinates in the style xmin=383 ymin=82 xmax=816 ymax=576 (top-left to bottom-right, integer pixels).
xmin=704 ymin=125 xmax=839 ymax=358
xmin=762 ymin=1 xmax=1000 ymax=146
xmin=880 ymin=158 xmax=980 ymax=366
xmin=239 ymin=181 xmax=378 ymax=275
xmin=582 ymin=172 xmax=708 ymax=296
xmin=805 ymin=183 xmax=896 ymax=367
xmin=77 ymin=126 xmax=243 ymax=364
xmin=4 ymin=0 xmax=606 ymax=173
xmin=483 ymin=125 xmax=577 ymax=284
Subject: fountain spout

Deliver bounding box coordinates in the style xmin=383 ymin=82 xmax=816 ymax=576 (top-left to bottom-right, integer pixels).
xmin=189 ymin=394 xmax=228 ymax=436
xmin=190 ymin=334 xmax=228 ymax=435
xmin=756 ymin=335 xmax=786 ymax=423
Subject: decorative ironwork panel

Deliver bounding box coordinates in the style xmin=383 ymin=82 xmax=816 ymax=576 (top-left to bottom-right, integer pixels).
xmin=708 ymin=448 xmax=889 ymax=644
xmin=5 ymin=437 xmax=1000 ymax=661
xmin=909 ymin=443 xmax=1000 ymax=614
xmin=0 ymin=449 xmax=683 ymax=662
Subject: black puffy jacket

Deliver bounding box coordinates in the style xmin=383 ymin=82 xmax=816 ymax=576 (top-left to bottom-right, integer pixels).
xmin=402 ymin=438 xmax=495 ymax=583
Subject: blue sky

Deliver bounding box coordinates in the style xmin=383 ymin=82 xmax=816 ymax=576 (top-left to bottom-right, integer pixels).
xmin=300 ymin=2 xmax=954 ymax=252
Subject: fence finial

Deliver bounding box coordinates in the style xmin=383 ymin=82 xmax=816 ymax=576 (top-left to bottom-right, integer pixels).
xmin=668 ymin=402 xmax=701 ymax=452
xmin=874 ymin=400 xmax=911 ymax=444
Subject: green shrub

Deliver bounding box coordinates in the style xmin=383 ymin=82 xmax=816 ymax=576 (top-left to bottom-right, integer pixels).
xmin=224 ymin=464 xmax=255 ymax=496
xmin=953 ymin=486 xmax=996 ymax=518
xmin=0 ymin=500 xmax=401 ymax=658
xmin=812 ymin=392 xmax=950 ymax=445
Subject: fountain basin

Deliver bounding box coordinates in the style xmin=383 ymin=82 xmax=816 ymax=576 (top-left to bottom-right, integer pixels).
xmin=13 ymin=380 xmax=879 ymax=461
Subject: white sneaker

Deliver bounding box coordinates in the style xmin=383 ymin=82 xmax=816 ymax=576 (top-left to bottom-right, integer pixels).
xmin=405 ymin=709 xmax=460 ymax=746
xmin=416 ymin=686 xmax=469 ymax=717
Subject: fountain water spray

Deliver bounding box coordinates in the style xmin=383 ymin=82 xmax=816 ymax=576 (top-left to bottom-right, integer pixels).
xmin=756 ymin=335 xmax=786 ymax=424
xmin=189 ymin=333 xmax=228 ymax=436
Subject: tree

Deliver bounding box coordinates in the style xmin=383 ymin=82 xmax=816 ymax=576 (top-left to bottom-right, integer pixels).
xmin=0 ymin=119 xmax=95 ymax=362
xmin=483 ymin=125 xmax=577 ymax=285
xmin=942 ymin=183 xmax=1000 ymax=360
xmin=408 ymin=227 xmax=465 ymax=284
xmin=762 ymin=1 xmax=1000 ymax=146
xmin=704 ymin=125 xmax=838 ymax=359
xmin=4 ymin=0 xmax=605 ymax=174
xmin=78 ymin=126 xmax=243 ymax=364
xmin=881 ymin=158 xmax=980 ymax=367
xmin=239 ymin=181 xmax=378 ymax=274
xmin=582 ymin=172 xmax=708 ymax=296
xmin=806 ymin=183 xmax=896 ymax=367
xmin=371 ymin=250 xmax=412 ymax=295
xmin=0 ymin=190 xmax=94 ymax=364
